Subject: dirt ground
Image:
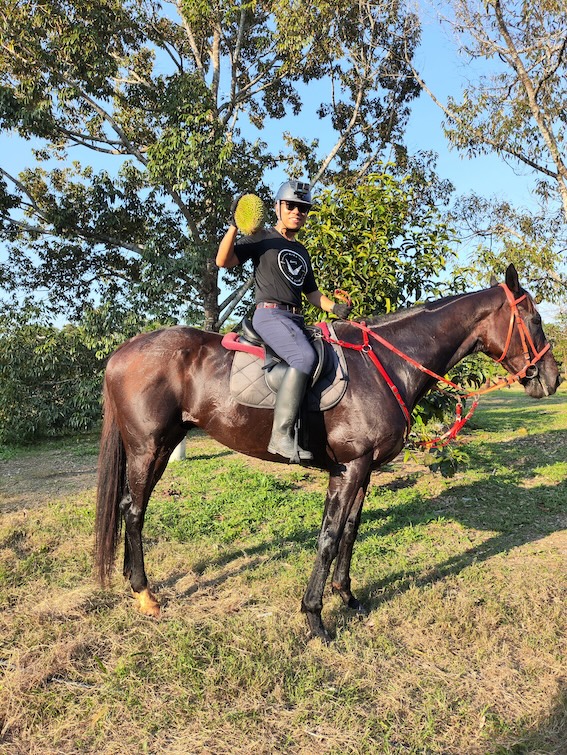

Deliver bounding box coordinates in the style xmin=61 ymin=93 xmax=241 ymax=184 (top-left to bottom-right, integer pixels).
xmin=0 ymin=433 xmax=327 ymax=515
xmin=0 ymin=447 xmax=99 ymax=513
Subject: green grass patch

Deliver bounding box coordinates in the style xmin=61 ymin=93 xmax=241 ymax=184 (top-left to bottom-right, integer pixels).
xmin=0 ymin=387 xmax=566 ymax=754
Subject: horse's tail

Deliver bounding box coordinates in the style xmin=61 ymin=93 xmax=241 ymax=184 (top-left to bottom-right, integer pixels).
xmin=94 ymin=376 xmax=126 ymax=586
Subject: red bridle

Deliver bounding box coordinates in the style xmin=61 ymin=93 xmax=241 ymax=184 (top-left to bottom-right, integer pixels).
xmin=494 ymin=283 xmax=550 ymax=375
xmin=321 ymin=284 xmax=551 ymax=447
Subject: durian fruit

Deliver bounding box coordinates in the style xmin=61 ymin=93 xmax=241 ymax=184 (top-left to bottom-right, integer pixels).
xmin=234 ymin=194 xmax=265 ymax=235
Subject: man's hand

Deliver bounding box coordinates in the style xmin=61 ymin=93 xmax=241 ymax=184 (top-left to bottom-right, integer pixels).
xmin=228 ymin=194 xmax=243 ymax=227
xmin=332 ymin=302 xmax=352 ymax=320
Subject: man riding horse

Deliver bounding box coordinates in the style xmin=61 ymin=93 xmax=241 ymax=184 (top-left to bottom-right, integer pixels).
xmin=216 ymin=179 xmax=352 ymax=462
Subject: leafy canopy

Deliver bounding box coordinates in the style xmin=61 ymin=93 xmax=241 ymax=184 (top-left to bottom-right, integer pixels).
xmin=0 ymin=0 xmax=422 ymax=327
xmin=301 ymin=162 xmax=455 ymax=321
xmin=418 ymin=0 xmax=567 ymax=302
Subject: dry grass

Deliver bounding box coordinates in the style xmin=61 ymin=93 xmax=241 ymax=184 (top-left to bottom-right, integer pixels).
xmin=0 ymin=387 xmax=566 ymax=754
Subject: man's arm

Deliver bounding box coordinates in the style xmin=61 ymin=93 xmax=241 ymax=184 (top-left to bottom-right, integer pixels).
xmin=306 ymin=290 xmax=335 ymax=313
xmin=306 ymin=290 xmax=352 ymax=319
xmin=216 ymin=226 xmax=240 ymax=268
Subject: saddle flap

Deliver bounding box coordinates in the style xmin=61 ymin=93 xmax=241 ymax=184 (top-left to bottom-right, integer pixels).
xmin=228 ymin=322 xmax=349 ymax=412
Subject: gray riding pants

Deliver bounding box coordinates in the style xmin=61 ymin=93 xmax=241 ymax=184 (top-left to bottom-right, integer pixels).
xmin=252 ymin=308 xmax=317 ymax=376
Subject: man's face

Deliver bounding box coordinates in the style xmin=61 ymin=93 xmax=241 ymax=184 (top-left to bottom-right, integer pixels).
xmin=278 ymin=199 xmax=311 ymax=231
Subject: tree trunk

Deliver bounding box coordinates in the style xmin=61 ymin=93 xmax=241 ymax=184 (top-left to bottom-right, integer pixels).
xmin=202 ymin=254 xmax=220 ymax=332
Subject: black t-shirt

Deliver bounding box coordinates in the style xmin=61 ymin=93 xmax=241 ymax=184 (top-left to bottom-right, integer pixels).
xmin=234 ymin=227 xmax=318 ymax=307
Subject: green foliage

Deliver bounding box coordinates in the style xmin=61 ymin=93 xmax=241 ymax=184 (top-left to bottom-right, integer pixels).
xmin=437 ymin=1 xmax=567 ymax=297
xmin=0 ymin=0 xmax=422 ymax=329
xmin=443 ymin=2 xmax=567 ymax=179
xmin=545 ymin=315 xmax=567 ymax=376
xmin=408 ymin=353 xmax=507 ymax=476
xmin=449 ymin=352 xmax=503 ymax=391
xmin=449 ymin=195 xmax=567 ymax=302
xmin=0 ymin=300 xmax=167 ymax=444
xmin=300 ymin=166 xmax=455 ymax=321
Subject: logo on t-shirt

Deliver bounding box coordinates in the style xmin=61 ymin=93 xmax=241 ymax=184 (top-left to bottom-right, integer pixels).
xmin=278 ymin=249 xmax=308 ymax=287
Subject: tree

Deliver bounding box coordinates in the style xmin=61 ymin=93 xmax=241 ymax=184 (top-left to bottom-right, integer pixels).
xmin=448 ymin=193 xmax=566 ymax=302
xmin=0 ymin=297 xmax=157 ymax=443
xmin=545 ymin=314 xmax=567 ymax=378
xmin=0 ymin=0 xmax=422 ymax=329
xmin=407 ymin=0 xmax=567 ymax=302
xmin=300 ymin=162 xmax=455 ymax=322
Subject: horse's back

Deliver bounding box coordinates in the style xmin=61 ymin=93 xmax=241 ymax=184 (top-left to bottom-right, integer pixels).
xmin=111 ymin=325 xmax=217 ymax=356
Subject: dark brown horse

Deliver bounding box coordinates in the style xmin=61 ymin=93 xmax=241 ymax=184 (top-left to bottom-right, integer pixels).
xmin=95 ymin=265 xmax=560 ymax=641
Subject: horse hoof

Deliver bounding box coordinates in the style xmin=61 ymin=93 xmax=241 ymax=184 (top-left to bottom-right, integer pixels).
xmin=347 ymin=597 xmax=369 ymax=617
xmin=133 ymin=588 xmax=161 ymax=618
xmin=304 ymin=614 xmax=333 ymax=644
xmin=309 ymin=627 xmax=332 ymax=645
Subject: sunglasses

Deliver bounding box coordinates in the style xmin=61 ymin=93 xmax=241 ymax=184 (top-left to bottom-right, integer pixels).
xmin=283 ymin=200 xmax=311 ymax=213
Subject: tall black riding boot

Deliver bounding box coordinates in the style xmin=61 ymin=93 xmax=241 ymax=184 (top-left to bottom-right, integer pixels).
xmin=267 ymin=367 xmax=313 ymax=462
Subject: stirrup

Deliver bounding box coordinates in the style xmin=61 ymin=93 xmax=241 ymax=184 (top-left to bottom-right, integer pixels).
xmin=268 ymin=431 xmax=313 ymax=463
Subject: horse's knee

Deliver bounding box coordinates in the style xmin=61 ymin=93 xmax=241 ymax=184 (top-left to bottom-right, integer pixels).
xmin=301 ymin=592 xmax=323 ymax=615
xmin=119 ymin=492 xmax=133 ymax=516
xmin=317 ymin=528 xmax=340 ymax=563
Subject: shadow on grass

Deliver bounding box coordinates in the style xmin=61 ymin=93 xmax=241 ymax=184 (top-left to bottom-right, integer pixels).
xmin=358 ymin=492 xmax=564 ymax=614
xmin=176 ymin=450 xmax=233 ymax=463
xmin=491 ymin=685 xmax=567 ymax=755
xmin=350 ymin=429 xmax=566 ymax=608
xmin=155 ymin=557 xmax=266 ymax=602
xmin=156 ymin=427 xmax=566 ymax=620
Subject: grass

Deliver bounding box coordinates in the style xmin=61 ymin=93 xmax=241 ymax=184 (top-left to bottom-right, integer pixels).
xmin=0 ymin=386 xmax=566 ymax=753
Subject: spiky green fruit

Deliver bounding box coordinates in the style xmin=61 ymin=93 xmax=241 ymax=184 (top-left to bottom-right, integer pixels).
xmin=234 ymin=194 xmax=265 ymax=235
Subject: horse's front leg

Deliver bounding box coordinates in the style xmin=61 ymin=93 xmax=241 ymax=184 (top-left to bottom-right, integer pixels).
xmin=302 ymin=454 xmax=372 ymax=642
xmin=331 ymin=469 xmax=371 ymax=615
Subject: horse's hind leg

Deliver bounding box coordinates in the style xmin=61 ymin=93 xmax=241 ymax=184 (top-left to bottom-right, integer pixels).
xmin=301 ymin=454 xmax=372 ymax=642
xmin=121 ymin=447 xmax=171 ymax=617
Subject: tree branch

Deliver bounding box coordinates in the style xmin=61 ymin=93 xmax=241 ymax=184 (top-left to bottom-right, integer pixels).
xmin=72 ymin=85 xmax=149 ymax=165
xmin=311 ymin=75 xmax=367 ymax=186
xmin=216 ymin=273 xmax=254 ymax=329
xmin=210 ymin=22 xmax=221 ymax=105
xmin=0 ymin=167 xmax=50 ymax=222
xmin=227 ymin=7 xmax=247 ymax=111
xmin=176 ymin=1 xmax=205 ymax=75
xmin=403 ymin=34 xmax=559 ymax=180
xmin=492 ymin=0 xmax=567 ymax=216
xmin=534 ymin=36 xmax=567 ymax=101
xmin=0 ymin=211 xmax=146 ymax=254
xmin=58 ymin=127 xmax=136 ymax=155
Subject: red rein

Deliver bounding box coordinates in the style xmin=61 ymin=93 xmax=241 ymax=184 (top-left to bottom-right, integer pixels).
xmin=321 ymin=284 xmax=550 ymax=449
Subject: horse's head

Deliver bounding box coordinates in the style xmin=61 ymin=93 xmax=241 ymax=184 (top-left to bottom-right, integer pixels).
xmin=485 ymin=264 xmax=560 ymax=398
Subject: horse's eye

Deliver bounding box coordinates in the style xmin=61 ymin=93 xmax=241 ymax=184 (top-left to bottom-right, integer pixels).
xmin=532 ymin=314 xmax=542 ymax=326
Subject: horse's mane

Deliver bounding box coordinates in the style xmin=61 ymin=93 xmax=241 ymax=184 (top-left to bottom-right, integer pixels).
xmin=361 ymin=288 xmax=490 ymax=327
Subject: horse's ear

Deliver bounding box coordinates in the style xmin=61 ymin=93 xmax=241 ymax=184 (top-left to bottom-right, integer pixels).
xmin=505 ymin=263 xmax=520 ymax=294
xmin=490 ymin=275 xmax=498 ymax=287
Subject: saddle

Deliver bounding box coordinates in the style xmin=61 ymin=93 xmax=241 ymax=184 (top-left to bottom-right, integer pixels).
xmin=221 ymin=319 xmax=349 ymax=411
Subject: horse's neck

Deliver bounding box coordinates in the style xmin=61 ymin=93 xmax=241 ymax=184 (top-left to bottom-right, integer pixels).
xmin=427 ymin=289 xmax=496 ymax=367
xmin=370 ymin=287 xmax=499 ymax=403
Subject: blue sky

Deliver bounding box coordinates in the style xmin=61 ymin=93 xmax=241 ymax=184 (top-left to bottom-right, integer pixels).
xmin=255 ymin=15 xmax=538 ymax=208
xmin=0 ymin=11 xmax=538 ymax=205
